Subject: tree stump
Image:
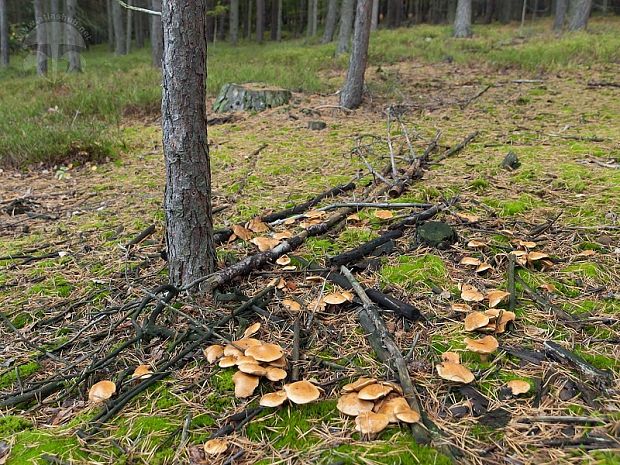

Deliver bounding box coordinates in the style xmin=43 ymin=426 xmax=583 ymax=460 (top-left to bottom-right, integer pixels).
xmin=417 ymin=221 xmax=456 ymax=249
xmin=212 ymin=83 xmax=292 ymax=113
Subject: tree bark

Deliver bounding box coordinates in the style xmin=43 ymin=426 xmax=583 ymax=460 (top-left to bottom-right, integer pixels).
xmin=553 ymin=0 xmax=567 ymax=30
xmin=161 ymin=0 xmax=215 ymax=290
xmin=246 ymin=0 xmax=252 ymax=39
xmin=49 ymin=0 xmax=60 ymax=59
xmin=135 ymin=1 xmax=145 ymax=48
xmin=371 ymin=0 xmax=379 ymax=29
xmin=126 ymin=0 xmax=133 ymax=52
xmin=150 ymin=0 xmax=163 ymax=67
xmin=270 ymin=0 xmax=278 ymax=40
xmin=230 ymin=0 xmax=239 ymax=44
xmin=483 ymin=0 xmax=495 ymax=23
xmin=336 ymin=0 xmax=354 ymax=55
xmin=256 ymin=0 xmax=264 ymax=42
xmin=34 ymin=0 xmax=47 ymax=75
xmin=499 ymin=0 xmax=511 ymax=22
xmin=454 ymin=0 xmax=472 ymax=37
xmin=276 ymin=0 xmax=282 ymax=40
xmin=307 ymin=0 xmax=318 ymax=37
xmin=567 ymin=0 xmax=591 ymax=30
xmin=387 ymin=0 xmax=402 ymax=27
xmin=340 ymin=0 xmax=372 ymax=109
xmin=0 ymin=0 xmax=9 ymax=67
xmin=107 ymin=0 xmax=114 ymax=51
xmin=112 ymin=0 xmax=127 ymax=54
xmin=322 ymin=0 xmax=339 ymax=42
xmin=66 ymin=0 xmax=81 ymax=72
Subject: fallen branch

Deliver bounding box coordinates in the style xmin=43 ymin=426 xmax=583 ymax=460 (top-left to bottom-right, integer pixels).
xmin=515 ymin=275 xmax=580 ymax=328
xmin=459 ymin=85 xmax=491 ymax=109
xmin=544 ymin=341 xmax=613 ymax=386
xmin=434 ymin=131 xmax=479 ymax=163
xmin=388 ymin=130 xmax=440 ymax=198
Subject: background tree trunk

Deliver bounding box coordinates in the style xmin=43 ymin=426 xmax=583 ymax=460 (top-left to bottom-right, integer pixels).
xmin=134 ymin=1 xmax=145 ymax=48
xmin=230 ymin=0 xmax=239 ymax=44
xmin=150 ymin=0 xmax=163 ymax=67
xmin=126 ymin=0 xmax=133 ymax=52
xmin=567 ymin=0 xmax=591 ymax=30
xmin=553 ymin=0 xmax=567 ymax=29
xmin=483 ymin=0 xmax=495 ymax=23
xmin=448 ymin=0 xmax=457 ymax=23
xmin=454 ymin=0 xmax=472 ymax=37
xmin=0 ymin=0 xmax=9 ymax=67
xmin=307 ymin=0 xmax=317 ymax=37
xmin=498 ymin=0 xmax=511 ymax=22
xmin=107 ymin=0 xmax=114 ymax=51
xmin=322 ymin=0 xmax=339 ymax=42
xmin=340 ymin=0 xmax=372 ymax=109
xmin=270 ymin=0 xmax=278 ymax=40
xmin=246 ymin=0 xmax=252 ymax=39
xmin=276 ymin=0 xmax=282 ymax=40
xmin=34 ymin=0 xmax=47 ymax=75
xmin=371 ymin=0 xmax=379 ymax=29
xmin=161 ymin=0 xmax=215 ymax=289
xmin=256 ymin=0 xmax=264 ymax=42
xmin=49 ymin=0 xmax=60 ymax=59
xmin=112 ymin=0 xmax=127 ymax=54
xmin=387 ymin=0 xmax=402 ymax=27
xmin=336 ymin=0 xmax=354 ymax=55
xmin=66 ymin=0 xmax=81 ymax=72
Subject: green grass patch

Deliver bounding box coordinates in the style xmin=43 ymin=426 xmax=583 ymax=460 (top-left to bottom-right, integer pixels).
xmin=381 ymin=254 xmax=447 ymax=289
xmin=0 ymin=361 xmax=40 ymax=389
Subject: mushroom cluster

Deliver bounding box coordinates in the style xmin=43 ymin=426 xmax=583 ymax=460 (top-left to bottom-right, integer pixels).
xmin=204 ymin=323 xmax=288 ymax=398
xmin=336 ymin=377 xmax=420 ymax=435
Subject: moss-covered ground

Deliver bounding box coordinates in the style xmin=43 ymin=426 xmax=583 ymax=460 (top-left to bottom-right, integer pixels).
xmin=1 ymin=18 xmax=619 ymax=465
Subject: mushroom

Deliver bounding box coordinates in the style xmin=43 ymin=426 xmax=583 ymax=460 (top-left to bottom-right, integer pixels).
xmin=203 ymin=438 xmax=229 ymax=455
xmin=357 ymin=383 xmax=393 ymax=401
xmin=233 ymin=338 xmax=262 ymax=351
xmin=232 ymin=371 xmax=259 ymax=398
xmin=342 ymin=377 xmax=377 ymax=393
xmin=204 ymin=344 xmax=224 ymax=363
xmin=260 ymin=390 xmax=288 ymax=407
xmin=131 ymin=365 xmax=153 ymax=380
xmin=487 ymin=290 xmax=511 ymax=308
xmin=484 ymin=309 xmax=516 ymax=333
xmin=283 ymin=380 xmax=320 ymax=404
xmin=506 ymin=379 xmax=530 ymax=395
xmin=526 ymin=251 xmax=548 ymax=262
xmin=441 ymin=352 xmax=460 ymax=364
xmin=243 ymin=322 xmax=261 ymax=338
xmin=265 ymin=367 xmax=287 ymax=382
xmin=375 ymin=396 xmax=411 ymax=423
xmin=234 ymin=355 xmax=258 ymax=365
xmin=251 ymin=236 xmax=280 ymax=252
xmin=223 ymin=344 xmax=244 ymax=358
xmin=464 ymin=311 xmax=490 ymax=331
xmin=476 ymin=263 xmax=493 ymax=274
xmin=395 ymin=410 xmax=421 ymax=424
xmin=245 ymin=343 xmax=284 ymax=363
xmin=237 ymin=363 xmax=268 ymax=377
xmin=465 ymin=335 xmax=499 ymax=359
xmin=269 ymin=356 xmax=288 ymax=368
xmin=218 ymin=355 xmax=238 ymax=368
xmin=323 ymin=292 xmax=348 ymax=305
xmin=355 ymin=412 xmax=390 ymax=435
xmin=436 ymin=362 xmax=475 ymax=384
xmin=337 ymin=393 xmax=374 ymax=416
xmin=276 ymin=255 xmax=291 ymax=266
xmin=460 ymin=256 xmax=481 ymax=266
xmin=88 ymin=380 xmax=116 ymax=403
xmin=461 ymin=284 xmax=485 ymax=302
xmin=451 ymin=303 xmax=472 ymax=313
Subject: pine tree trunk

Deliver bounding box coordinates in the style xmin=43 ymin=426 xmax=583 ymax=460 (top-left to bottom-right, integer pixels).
xmin=336 ymin=0 xmax=354 ymax=55
xmin=126 ymin=0 xmax=133 ymax=52
xmin=553 ymin=0 xmax=567 ymax=30
xmin=567 ymin=0 xmax=591 ymax=30
xmin=483 ymin=0 xmax=495 ymax=23
xmin=270 ymin=0 xmax=278 ymax=40
xmin=0 ymin=0 xmax=9 ymax=67
xmin=135 ymin=1 xmax=145 ymax=48
xmin=112 ymin=0 xmax=127 ymax=54
xmin=371 ymin=0 xmax=379 ymax=29
xmin=107 ymin=0 xmax=114 ymax=51
xmin=454 ymin=0 xmax=472 ymax=37
xmin=34 ymin=0 xmax=48 ymax=75
xmin=246 ymin=0 xmax=252 ymax=39
xmin=322 ymin=0 xmax=339 ymax=42
xmin=66 ymin=0 xmax=81 ymax=72
xmin=206 ymin=0 xmax=214 ymax=42
xmin=340 ymin=0 xmax=372 ymax=109
xmin=256 ymin=0 xmax=264 ymax=42
xmin=230 ymin=0 xmax=239 ymax=43
xmin=387 ymin=0 xmax=402 ymax=28
xmin=49 ymin=0 xmax=60 ymax=59
xmin=276 ymin=0 xmax=282 ymax=40
xmin=307 ymin=0 xmax=317 ymax=37
xmin=161 ymin=0 xmax=215 ymax=290
xmin=150 ymin=0 xmax=163 ymax=67
xmin=499 ymin=0 xmax=511 ymax=22
xmin=448 ymin=0 xmax=457 ymax=22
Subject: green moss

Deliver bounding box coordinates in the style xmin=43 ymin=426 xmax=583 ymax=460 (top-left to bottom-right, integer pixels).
xmin=321 ymin=431 xmax=452 ymax=465
xmin=470 ymin=423 xmax=504 ymax=441
xmin=5 ymin=430 xmax=85 ymax=465
xmin=381 ymin=254 xmax=447 ymax=289
xmin=573 ymin=348 xmax=618 ymax=371
xmin=483 ymin=194 xmax=538 ymax=217
xmin=0 ymin=416 xmax=32 ymax=435
xmin=246 ymin=400 xmax=338 ymax=449
xmin=10 ymin=312 xmax=33 ymax=329
xmin=204 ymin=370 xmax=236 ymax=413
xmin=0 ymin=361 xmax=40 ymax=389
xmin=28 ymin=275 xmax=73 ymax=298
xmin=469 ymin=178 xmax=490 ymax=191
xmin=338 ymin=228 xmax=379 ymax=248
xmin=589 ymin=451 xmax=620 ymax=465
xmin=304 ymin=237 xmax=341 ymax=260
xmin=562 ymin=262 xmax=605 ymax=281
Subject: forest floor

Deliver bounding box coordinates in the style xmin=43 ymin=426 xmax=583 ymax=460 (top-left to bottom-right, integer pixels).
xmin=1 ymin=20 xmax=619 ymax=465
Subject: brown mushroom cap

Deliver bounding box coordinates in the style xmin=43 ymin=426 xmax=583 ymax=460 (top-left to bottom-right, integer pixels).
xmin=218 ymin=355 xmax=238 ymax=368
xmin=237 ymin=363 xmax=268 ymax=377
xmin=88 ymin=380 xmax=116 ymax=403
xmin=441 ymin=352 xmax=460 ymax=364
xmin=204 ymin=344 xmax=224 ymax=363
xmin=507 ymin=379 xmax=531 ymax=395
xmin=265 ymin=367 xmax=287 ymax=382
xmin=260 ymin=390 xmax=288 ymax=407
xmin=464 ymin=311 xmax=490 ymax=331
xmin=269 ymin=356 xmax=288 ymax=368
xmin=487 ymin=290 xmax=511 ymax=308
xmin=484 ymin=309 xmax=516 ymax=333
xmin=243 ymin=322 xmax=261 ymax=338
xmin=235 ymin=355 xmax=258 ymax=365
xmin=355 ymin=412 xmax=390 ymax=434
xmin=203 ymin=438 xmax=229 ymax=455
xmin=357 ymin=383 xmax=393 ymax=401
xmin=232 ymin=371 xmax=260 ymax=398
xmin=395 ymin=409 xmax=421 ymax=424
xmin=233 ymin=338 xmax=262 ymax=351
xmin=375 ymin=396 xmax=411 ymax=423
xmin=461 ymin=284 xmax=485 ymax=302
xmin=337 ymin=393 xmax=374 ymax=416
xmin=436 ymin=362 xmax=475 ymax=384
xmin=224 ymin=344 xmax=244 ymax=358
xmin=283 ymin=380 xmax=320 ymax=404
xmin=132 ymin=364 xmax=153 ymax=380
xmin=323 ymin=292 xmax=348 ymax=305
xmin=460 ymin=256 xmax=481 ymax=266
xmin=465 ymin=335 xmax=499 ymax=354
xmin=246 ymin=343 xmax=284 ymax=362
xmin=342 ymin=377 xmax=377 ymax=393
